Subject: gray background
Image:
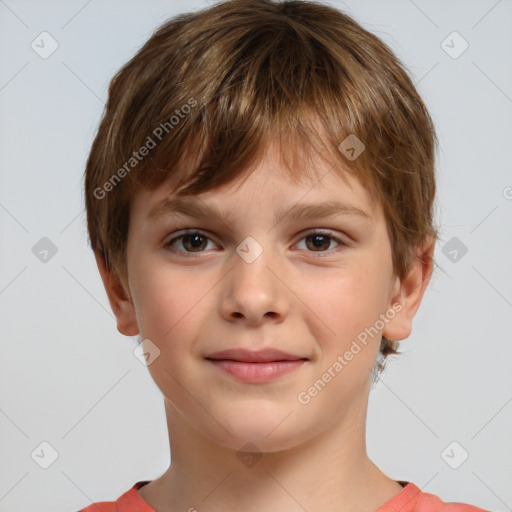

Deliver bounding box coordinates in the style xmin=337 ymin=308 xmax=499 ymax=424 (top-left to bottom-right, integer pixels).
xmin=1 ymin=0 xmax=511 ymax=510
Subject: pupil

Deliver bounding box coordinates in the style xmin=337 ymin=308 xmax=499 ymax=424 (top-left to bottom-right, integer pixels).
xmin=310 ymin=235 xmax=328 ymax=250
xmin=187 ymin=234 xmax=204 ymax=250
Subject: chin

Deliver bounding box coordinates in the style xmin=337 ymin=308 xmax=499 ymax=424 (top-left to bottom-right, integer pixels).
xmin=199 ymin=404 xmax=315 ymax=454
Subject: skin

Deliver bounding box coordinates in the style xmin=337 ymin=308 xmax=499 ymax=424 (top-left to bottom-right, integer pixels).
xmin=96 ymin=141 xmax=434 ymax=512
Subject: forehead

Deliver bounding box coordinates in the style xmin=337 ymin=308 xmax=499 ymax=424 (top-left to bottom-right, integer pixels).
xmin=131 ymin=138 xmax=381 ymax=228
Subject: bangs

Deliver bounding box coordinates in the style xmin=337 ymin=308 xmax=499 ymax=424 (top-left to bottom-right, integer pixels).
xmin=117 ymin=13 xmax=381 ymax=203
xmin=86 ymin=0 xmax=437 ymax=286
xmin=128 ymin=115 xmax=377 ymax=204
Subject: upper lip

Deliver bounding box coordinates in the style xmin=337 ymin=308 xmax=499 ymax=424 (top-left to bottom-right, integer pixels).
xmin=205 ymin=348 xmax=308 ymax=363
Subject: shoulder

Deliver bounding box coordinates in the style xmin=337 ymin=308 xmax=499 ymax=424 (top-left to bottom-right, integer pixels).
xmin=77 ymin=500 xmax=116 ymax=512
xmin=416 ymin=489 xmax=490 ymax=511
xmin=76 ymin=481 xmax=154 ymax=512
xmin=381 ymin=482 xmax=490 ymax=512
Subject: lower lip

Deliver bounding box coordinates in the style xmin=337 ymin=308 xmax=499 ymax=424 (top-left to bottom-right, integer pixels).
xmin=207 ymin=359 xmax=306 ymax=383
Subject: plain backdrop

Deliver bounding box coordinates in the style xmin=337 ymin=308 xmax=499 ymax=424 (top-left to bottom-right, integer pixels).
xmin=0 ymin=0 xmax=511 ymax=511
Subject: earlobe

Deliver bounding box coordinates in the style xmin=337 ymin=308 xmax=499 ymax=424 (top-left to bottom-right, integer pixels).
xmin=94 ymin=251 xmax=139 ymax=337
xmin=382 ymin=236 xmax=436 ymax=342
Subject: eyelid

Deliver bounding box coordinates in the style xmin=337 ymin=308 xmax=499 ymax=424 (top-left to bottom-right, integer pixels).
xmin=295 ymin=229 xmax=348 ymax=255
xmin=163 ymin=228 xmax=349 ymax=256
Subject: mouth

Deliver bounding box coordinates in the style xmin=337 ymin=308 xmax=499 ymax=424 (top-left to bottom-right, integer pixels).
xmin=205 ymin=348 xmax=309 ymax=383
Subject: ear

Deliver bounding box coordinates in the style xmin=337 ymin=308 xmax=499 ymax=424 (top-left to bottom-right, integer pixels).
xmin=382 ymin=236 xmax=435 ymax=342
xmin=94 ymin=251 xmax=139 ymax=336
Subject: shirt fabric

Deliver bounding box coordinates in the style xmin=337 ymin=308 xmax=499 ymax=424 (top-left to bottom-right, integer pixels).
xmin=77 ymin=480 xmax=490 ymax=511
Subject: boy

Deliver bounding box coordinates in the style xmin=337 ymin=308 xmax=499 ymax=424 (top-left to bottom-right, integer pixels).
xmin=78 ymin=0 xmax=489 ymax=510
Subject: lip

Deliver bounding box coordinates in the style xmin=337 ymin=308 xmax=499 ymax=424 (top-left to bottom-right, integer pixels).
xmin=206 ymin=348 xmax=306 ymax=363
xmin=205 ymin=348 xmax=308 ymax=383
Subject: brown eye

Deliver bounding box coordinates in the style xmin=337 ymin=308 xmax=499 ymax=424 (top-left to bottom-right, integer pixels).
xmin=165 ymin=231 xmax=214 ymax=253
xmin=305 ymin=234 xmax=332 ymax=251
xmin=164 ymin=229 xmax=346 ymax=257
xmin=181 ymin=234 xmax=208 ymax=252
xmin=296 ymin=231 xmax=345 ymax=254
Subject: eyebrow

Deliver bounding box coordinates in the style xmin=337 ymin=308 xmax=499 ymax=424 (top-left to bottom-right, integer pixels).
xmin=147 ymin=196 xmax=372 ymax=227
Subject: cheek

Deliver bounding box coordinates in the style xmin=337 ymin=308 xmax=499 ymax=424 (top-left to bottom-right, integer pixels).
xmin=132 ymin=264 xmax=206 ymax=390
xmin=133 ymin=260 xmax=211 ymax=344
xmin=303 ymin=260 xmax=389 ymax=349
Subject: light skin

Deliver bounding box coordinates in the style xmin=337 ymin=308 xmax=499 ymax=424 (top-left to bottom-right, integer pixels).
xmin=96 ymin=141 xmax=434 ymax=512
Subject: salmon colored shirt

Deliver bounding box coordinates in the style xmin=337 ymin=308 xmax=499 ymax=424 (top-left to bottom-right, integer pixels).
xmin=77 ymin=480 xmax=490 ymax=511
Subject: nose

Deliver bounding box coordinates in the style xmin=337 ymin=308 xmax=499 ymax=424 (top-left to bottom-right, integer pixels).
xmin=219 ymin=241 xmax=290 ymax=326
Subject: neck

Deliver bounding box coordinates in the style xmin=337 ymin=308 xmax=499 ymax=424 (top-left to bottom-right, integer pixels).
xmin=139 ymin=396 xmax=404 ymax=512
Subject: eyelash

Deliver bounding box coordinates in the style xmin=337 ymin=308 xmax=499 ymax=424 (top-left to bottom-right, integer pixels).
xmin=164 ymin=229 xmax=347 ymax=258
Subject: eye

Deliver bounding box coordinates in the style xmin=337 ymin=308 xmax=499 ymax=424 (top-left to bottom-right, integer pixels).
xmin=164 ymin=229 xmax=346 ymax=256
xmin=295 ymin=230 xmax=345 ymax=255
xmin=165 ymin=230 xmax=216 ymax=254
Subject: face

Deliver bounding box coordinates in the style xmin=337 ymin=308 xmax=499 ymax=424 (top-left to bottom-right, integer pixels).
xmin=109 ymin=142 xmax=423 ymax=453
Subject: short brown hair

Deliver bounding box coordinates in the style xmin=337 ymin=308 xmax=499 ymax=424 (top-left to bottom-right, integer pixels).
xmin=84 ymin=0 xmax=439 ymax=378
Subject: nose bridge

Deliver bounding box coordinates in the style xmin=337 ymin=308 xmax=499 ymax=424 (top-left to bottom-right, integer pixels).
xmin=221 ymin=234 xmax=288 ymax=324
